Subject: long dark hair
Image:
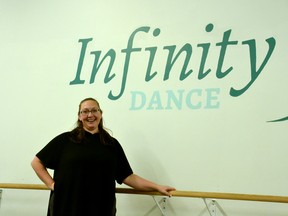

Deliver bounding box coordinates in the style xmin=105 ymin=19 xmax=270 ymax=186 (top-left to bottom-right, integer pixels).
xmin=71 ymin=97 xmax=113 ymax=145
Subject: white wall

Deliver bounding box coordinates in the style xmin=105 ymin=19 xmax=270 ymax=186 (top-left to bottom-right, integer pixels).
xmin=0 ymin=0 xmax=287 ymax=215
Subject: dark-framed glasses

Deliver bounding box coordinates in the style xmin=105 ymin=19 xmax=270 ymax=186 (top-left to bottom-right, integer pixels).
xmin=80 ymin=108 xmax=100 ymax=116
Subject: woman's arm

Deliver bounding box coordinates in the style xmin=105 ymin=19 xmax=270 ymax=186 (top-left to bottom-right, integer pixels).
xmin=123 ymin=174 xmax=175 ymax=197
xmin=31 ymin=156 xmax=55 ymax=190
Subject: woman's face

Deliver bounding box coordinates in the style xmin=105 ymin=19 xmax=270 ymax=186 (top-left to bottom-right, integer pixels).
xmin=78 ymin=100 xmax=102 ymax=134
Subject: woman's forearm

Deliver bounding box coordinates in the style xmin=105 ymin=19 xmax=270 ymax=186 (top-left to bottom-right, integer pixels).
xmin=31 ymin=156 xmax=54 ymax=190
xmin=123 ymin=174 xmax=175 ymax=196
xmin=123 ymin=174 xmax=156 ymax=190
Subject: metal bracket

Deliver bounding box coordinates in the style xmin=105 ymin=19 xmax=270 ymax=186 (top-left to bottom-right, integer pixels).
xmin=144 ymin=196 xmax=168 ymax=216
xmin=0 ymin=189 xmax=2 ymax=209
xmin=201 ymin=198 xmax=228 ymax=216
xmin=153 ymin=196 xmax=167 ymax=215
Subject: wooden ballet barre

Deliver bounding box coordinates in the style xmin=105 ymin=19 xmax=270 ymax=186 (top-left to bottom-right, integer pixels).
xmin=1 ymin=183 xmax=288 ymax=204
xmin=116 ymin=188 xmax=288 ymax=203
xmin=0 ymin=183 xmax=48 ymax=190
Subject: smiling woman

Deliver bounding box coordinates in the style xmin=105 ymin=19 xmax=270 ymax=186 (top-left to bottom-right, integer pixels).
xmin=30 ymin=97 xmax=175 ymax=216
xmin=78 ymin=99 xmax=103 ymax=134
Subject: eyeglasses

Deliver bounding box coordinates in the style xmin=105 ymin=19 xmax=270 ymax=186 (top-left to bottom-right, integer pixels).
xmin=80 ymin=108 xmax=101 ymax=116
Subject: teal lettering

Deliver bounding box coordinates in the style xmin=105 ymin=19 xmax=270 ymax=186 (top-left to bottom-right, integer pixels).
xmin=216 ymin=29 xmax=238 ymax=78
xmin=145 ymin=28 xmax=160 ymax=81
xmin=205 ymin=88 xmax=220 ymax=108
xmin=108 ymin=26 xmax=150 ymax=100
xmin=197 ymin=23 xmax=213 ymax=79
xmin=129 ymin=91 xmax=146 ymax=110
xmin=230 ymin=37 xmax=276 ymax=96
xmin=129 ymin=89 xmax=220 ymax=110
xmin=147 ymin=91 xmax=163 ymax=110
xmin=165 ymin=90 xmax=184 ymax=110
xmin=163 ymin=43 xmax=193 ymax=81
xmin=186 ymin=89 xmax=202 ymax=109
xmin=70 ymin=38 xmax=93 ymax=85
xmin=90 ymin=49 xmax=116 ymax=84
xmin=70 ymin=24 xmax=276 ymax=102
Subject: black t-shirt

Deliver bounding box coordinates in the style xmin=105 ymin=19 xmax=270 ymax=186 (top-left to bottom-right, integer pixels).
xmin=36 ymin=131 xmax=133 ymax=216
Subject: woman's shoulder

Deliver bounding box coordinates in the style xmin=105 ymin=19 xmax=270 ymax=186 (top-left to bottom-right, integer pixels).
xmin=51 ymin=131 xmax=73 ymax=142
xmin=55 ymin=131 xmax=72 ymax=138
xmin=110 ymin=137 xmax=125 ymax=149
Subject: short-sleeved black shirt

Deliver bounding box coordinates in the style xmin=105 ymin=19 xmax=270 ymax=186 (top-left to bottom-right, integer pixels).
xmin=36 ymin=131 xmax=133 ymax=216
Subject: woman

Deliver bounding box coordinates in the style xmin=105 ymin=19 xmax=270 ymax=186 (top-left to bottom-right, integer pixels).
xmin=31 ymin=97 xmax=175 ymax=216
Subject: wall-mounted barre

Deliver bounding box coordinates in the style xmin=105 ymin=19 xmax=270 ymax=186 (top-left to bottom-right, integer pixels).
xmin=1 ymin=183 xmax=288 ymax=204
